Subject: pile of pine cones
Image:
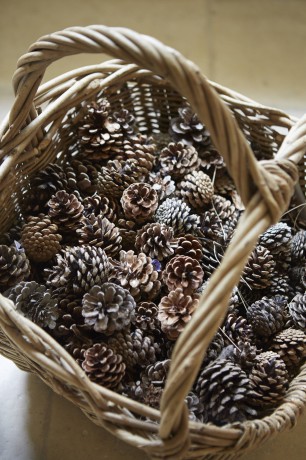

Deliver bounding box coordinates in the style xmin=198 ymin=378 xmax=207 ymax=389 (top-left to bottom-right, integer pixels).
xmin=1 ymin=96 xmax=306 ymax=426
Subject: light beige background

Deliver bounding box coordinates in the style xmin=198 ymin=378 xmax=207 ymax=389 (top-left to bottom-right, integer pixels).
xmin=0 ymin=1 xmax=306 ymax=459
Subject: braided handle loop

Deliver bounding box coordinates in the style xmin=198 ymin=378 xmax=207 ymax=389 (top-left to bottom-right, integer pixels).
xmin=2 ymin=25 xmax=306 ymax=459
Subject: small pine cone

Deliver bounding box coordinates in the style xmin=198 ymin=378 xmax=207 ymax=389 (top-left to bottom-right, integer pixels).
xmin=48 ymin=190 xmax=84 ymax=233
xmin=178 ymin=171 xmax=214 ymax=208
xmin=46 ymin=246 xmax=111 ymax=294
xmin=263 ymin=274 xmax=291 ymax=299
xmin=160 ymin=142 xmax=200 ymax=179
xmin=247 ymin=296 xmax=288 ymax=337
xmin=63 ymin=334 xmax=93 ymax=361
xmin=163 ymin=256 xmax=204 ymax=295
xmin=169 ymin=104 xmax=211 ymax=149
xmin=117 ymin=134 xmax=156 ymax=174
xmin=195 ymin=358 xmax=257 ymax=425
xmin=143 ymin=359 xmax=171 ymax=384
xmin=0 ymin=244 xmax=30 ymax=290
xmin=211 ymin=195 xmax=238 ymax=223
xmin=52 ymin=287 xmax=86 ymax=338
xmin=241 ymin=245 xmax=276 ymax=289
xmin=248 ymin=351 xmax=289 ymax=406
xmin=134 ymin=301 xmax=159 ymax=332
xmin=8 ymin=281 xmax=58 ymax=329
xmin=77 ymin=99 xmax=123 ymax=159
xmin=202 ymin=331 xmax=225 ymax=367
xmin=107 ymin=331 xmax=136 ymax=370
xmin=112 ymin=108 xmax=135 ymax=135
xmin=121 ymin=183 xmax=158 ymax=222
xmin=288 ymin=294 xmax=306 ymax=329
xmin=155 ymin=198 xmax=200 ymax=235
xmin=64 ymin=159 xmax=100 ymax=197
xmin=148 ymin=172 xmax=175 ymax=201
xmin=219 ymin=340 xmax=258 ymax=373
xmin=185 ymin=392 xmax=205 ymax=423
xmin=291 ymin=230 xmax=306 ymax=263
xmin=82 ymin=343 xmax=126 ymax=388
xmin=259 ymin=223 xmax=292 ymax=255
xmin=201 ymin=196 xmax=239 ymax=242
xmin=83 ymin=194 xmax=117 ymax=221
xmin=77 ymin=214 xmax=122 ymax=257
xmin=201 ymin=239 xmax=224 ymax=278
xmin=135 ymin=223 xmax=174 ymax=261
xmin=172 ymin=234 xmax=203 ymax=261
xmin=270 ymin=328 xmax=306 ymax=367
xmin=97 ymin=159 xmax=146 ymax=198
xmin=198 ymin=146 xmax=225 ymax=169
xmin=222 ymin=313 xmax=254 ymax=345
xmin=82 ymin=283 xmax=135 ymax=335
xmin=0 ymin=221 xmax=23 ymax=246
xmin=214 ymin=170 xmax=236 ymax=195
xmin=110 ymin=250 xmax=161 ymax=301
xmin=158 ymin=288 xmax=199 ymax=340
xmin=21 ymin=214 xmax=62 ymax=262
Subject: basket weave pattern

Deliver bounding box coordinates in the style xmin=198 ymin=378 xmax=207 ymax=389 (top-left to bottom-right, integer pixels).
xmin=0 ymin=25 xmax=306 ymax=460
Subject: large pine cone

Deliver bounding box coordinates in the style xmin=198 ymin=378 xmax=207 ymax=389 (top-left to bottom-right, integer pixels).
xmin=169 ymin=104 xmax=211 ymax=149
xmin=82 ymin=194 xmax=117 ymax=221
xmin=110 ymin=250 xmax=161 ymax=301
xmin=52 ymin=287 xmax=87 ymax=339
xmin=48 ymin=190 xmax=84 ymax=233
xmin=135 ymin=223 xmax=174 ymax=261
xmin=158 ymin=288 xmax=199 ymax=340
xmin=81 ymin=343 xmax=126 ymax=388
xmin=241 ymin=245 xmax=276 ymax=289
xmin=121 ymin=183 xmax=159 ymax=222
xmin=247 ymin=296 xmax=288 ymax=337
xmin=163 ymin=256 xmax=204 ymax=294
xmin=77 ymin=214 xmax=121 ymax=257
xmin=117 ymin=134 xmax=156 ymax=174
xmin=222 ymin=313 xmax=254 ymax=345
xmin=134 ymin=301 xmax=160 ymax=333
xmin=270 ymin=328 xmax=306 ymax=367
xmin=46 ymin=246 xmax=111 ymax=294
xmin=288 ymin=293 xmax=306 ymax=329
xmin=178 ymin=171 xmax=214 ymax=208
xmin=0 ymin=244 xmax=30 ymax=289
xmin=97 ymin=159 xmax=145 ymax=198
xmin=21 ymin=214 xmax=62 ymax=262
xmin=155 ymin=198 xmax=200 ymax=235
xmin=172 ymin=234 xmax=203 ymax=261
xmin=64 ymin=159 xmax=101 ymax=197
xmin=82 ymin=283 xmax=135 ymax=335
xmin=259 ymin=222 xmax=292 ymax=255
xmin=160 ymin=142 xmax=200 ymax=179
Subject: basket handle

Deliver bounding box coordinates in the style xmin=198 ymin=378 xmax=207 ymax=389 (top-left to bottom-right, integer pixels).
xmin=2 ymin=25 xmax=305 ymax=458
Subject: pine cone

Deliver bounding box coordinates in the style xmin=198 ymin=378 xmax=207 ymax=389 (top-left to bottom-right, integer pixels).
xmin=110 ymin=250 xmax=161 ymax=301
xmin=142 ymin=359 xmax=171 ymax=386
xmin=83 ymin=194 xmax=117 ymax=221
xmin=241 ymin=245 xmax=276 ymax=289
xmin=155 ymin=198 xmax=200 ymax=234
xmin=158 ymin=288 xmax=199 ymax=340
xmin=259 ymin=223 xmax=292 ymax=255
xmin=48 ymin=190 xmax=84 ymax=233
xmin=121 ymin=183 xmax=159 ymax=222
xmin=198 ymin=146 xmax=225 ymax=169
xmin=222 ymin=313 xmax=254 ymax=345
xmin=219 ymin=340 xmax=257 ymax=373
xmin=200 ymin=195 xmax=239 ymax=242
xmin=133 ymin=301 xmax=159 ymax=332
xmin=178 ymin=171 xmax=214 ymax=208
xmin=195 ymin=358 xmax=257 ymax=425
xmin=201 ymin=239 xmax=224 ymax=278
xmin=81 ymin=343 xmax=126 ymax=388
xmin=148 ymin=172 xmax=175 ymax=201
xmin=21 ymin=214 xmax=62 ymax=262
xmin=163 ymin=256 xmax=204 ymax=295
xmin=46 ymin=246 xmax=111 ymax=294
xmin=77 ymin=99 xmax=123 ymax=159
xmin=64 ymin=159 xmax=100 ymax=197
xmin=172 ymin=234 xmax=203 ymax=261
xmin=214 ymin=170 xmax=236 ymax=195
xmin=117 ymin=134 xmax=156 ymax=174
xmin=8 ymin=281 xmax=58 ymax=329
xmin=82 ymin=283 xmax=135 ymax=335
xmin=202 ymin=331 xmax=225 ymax=367
xmin=169 ymin=104 xmax=211 ymax=148
xmin=160 ymin=142 xmax=200 ymax=179
xmin=270 ymin=328 xmax=306 ymax=367
xmin=112 ymin=108 xmax=135 ymax=135
xmin=0 ymin=244 xmax=30 ymax=289
xmin=288 ymin=293 xmax=306 ymax=329
xmin=263 ymin=274 xmax=291 ymax=299
xmin=52 ymin=287 xmax=87 ymax=339
xmin=247 ymin=296 xmax=288 ymax=337
xmin=135 ymin=223 xmax=174 ymax=261
xmin=77 ymin=214 xmax=122 ymax=257
xmin=97 ymin=159 xmax=146 ymax=198
xmin=185 ymin=392 xmax=205 ymax=423
xmin=248 ymin=351 xmax=289 ymax=407
xmin=291 ymin=230 xmax=306 ymax=263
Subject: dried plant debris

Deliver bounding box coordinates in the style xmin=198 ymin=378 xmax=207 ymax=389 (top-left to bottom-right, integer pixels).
xmin=2 ymin=96 xmax=306 ymax=426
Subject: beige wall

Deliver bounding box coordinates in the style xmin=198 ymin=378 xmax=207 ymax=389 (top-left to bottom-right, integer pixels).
xmin=1 ymin=0 xmax=306 ymax=114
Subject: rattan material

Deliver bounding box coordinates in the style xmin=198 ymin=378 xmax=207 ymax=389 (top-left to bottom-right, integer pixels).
xmin=0 ymin=25 xmax=306 ymax=460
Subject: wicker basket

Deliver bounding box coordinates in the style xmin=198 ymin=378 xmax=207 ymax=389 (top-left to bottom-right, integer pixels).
xmin=0 ymin=25 xmax=306 ymax=460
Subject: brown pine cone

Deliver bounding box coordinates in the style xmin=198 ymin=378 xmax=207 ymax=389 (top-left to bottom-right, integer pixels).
xmin=134 ymin=301 xmax=159 ymax=332
xmin=48 ymin=190 xmax=84 ymax=233
xmin=172 ymin=234 xmax=203 ymax=261
xmin=201 ymin=239 xmax=224 ymax=278
xmin=97 ymin=159 xmax=145 ymax=198
xmin=0 ymin=245 xmax=29 ymax=290
xmin=121 ymin=183 xmax=159 ymax=222
xmin=64 ymin=159 xmax=101 ymax=196
xmin=116 ymin=134 xmax=156 ymax=174
xmin=148 ymin=172 xmax=175 ymax=201
xmin=142 ymin=359 xmax=171 ymax=386
xmin=112 ymin=108 xmax=135 ymax=135
xmin=51 ymin=287 xmax=87 ymax=339
xmin=155 ymin=198 xmax=200 ymax=235
xmin=270 ymin=328 xmax=306 ymax=367
xmin=288 ymin=293 xmax=306 ymax=330
xmin=247 ymin=296 xmax=288 ymax=337
xmin=202 ymin=331 xmax=225 ymax=367
xmin=214 ymin=170 xmax=236 ymax=195
xmin=248 ymin=351 xmax=289 ymax=407
xmin=83 ymin=194 xmax=117 ymax=221
xmin=81 ymin=343 xmax=126 ymax=388
xmin=169 ymin=104 xmax=211 ymax=149
xmin=21 ymin=214 xmax=62 ymax=262
xmin=158 ymin=288 xmax=199 ymax=340
xmin=135 ymin=223 xmax=174 ymax=261
xmin=163 ymin=256 xmax=204 ymax=295
xmin=46 ymin=245 xmax=111 ymax=294
xmin=160 ymin=142 xmax=200 ymax=179
xmin=110 ymin=250 xmax=161 ymax=301
xmin=82 ymin=283 xmax=135 ymax=335
xmin=241 ymin=245 xmax=276 ymax=289
xmin=7 ymin=281 xmax=58 ymax=329
xmin=222 ymin=313 xmax=254 ymax=345
xmin=77 ymin=214 xmax=122 ymax=257
xmin=198 ymin=146 xmax=225 ymax=169
xmin=178 ymin=171 xmax=214 ymax=208
xmin=219 ymin=340 xmax=257 ymax=373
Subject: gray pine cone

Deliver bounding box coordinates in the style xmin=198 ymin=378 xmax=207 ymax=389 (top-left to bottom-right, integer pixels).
xmin=155 ymin=198 xmax=199 ymax=235
xmin=288 ymin=293 xmax=306 ymax=329
xmin=247 ymin=295 xmax=288 ymax=337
